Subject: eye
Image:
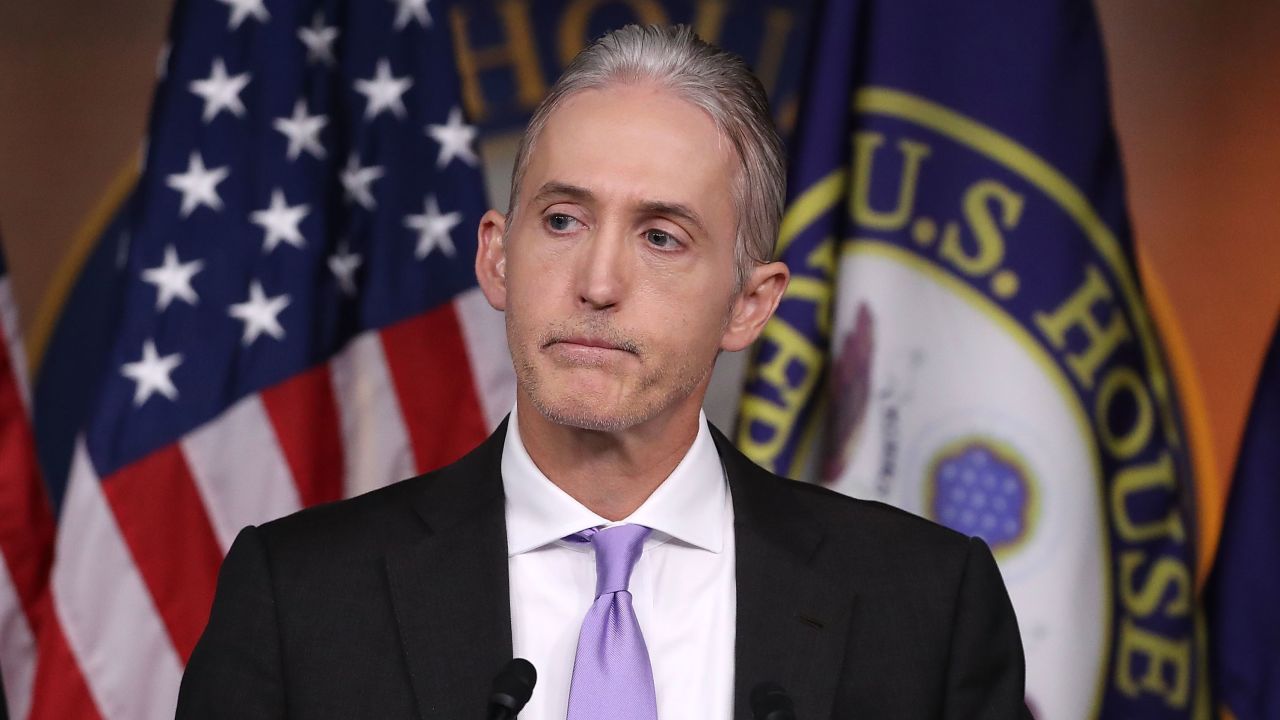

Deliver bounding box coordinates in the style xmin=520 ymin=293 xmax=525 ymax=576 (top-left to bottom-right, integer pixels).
xmin=545 ymin=213 xmax=581 ymax=233
xmin=645 ymin=229 xmax=679 ymax=249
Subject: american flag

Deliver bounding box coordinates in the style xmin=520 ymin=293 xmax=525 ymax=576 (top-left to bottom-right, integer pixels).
xmin=0 ymin=239 xmax=60 ymax=720
xmin=3 ymin=0 xmax=514 ymax=716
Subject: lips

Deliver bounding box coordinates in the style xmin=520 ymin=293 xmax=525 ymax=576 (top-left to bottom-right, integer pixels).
xmin=556 ymin=336 xmax=624 ymax=351
xmin=548 ymin=339 xmax=630 ymax=362
xmin=543 ymin=331 xmax=639 ymax=355
xmin=545 ymin=341 xmax=625 ymax=369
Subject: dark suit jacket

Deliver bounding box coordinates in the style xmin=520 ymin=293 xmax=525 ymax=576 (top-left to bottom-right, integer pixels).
xmin=177 ymin=421 xmax=1031 ymax=719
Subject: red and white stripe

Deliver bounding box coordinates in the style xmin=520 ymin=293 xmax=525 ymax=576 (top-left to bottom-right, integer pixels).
xmin=329 ymin=329 xmax=417 ymax=499
xmin=32 ymin=292 xmax=513 ymax=718
xmin=455 ymin=287 xmax=515 ymax=430
xmin=0 ymin=275 xmax=58 ymax=720
xmin=182 ymin=395 xmax=303 ymax=552
xmin=0 ymin=563 xmax=37 ymax=719
xmin=0 ymin=278 xmax=29 ymax=413
xmin=54 ymin=442 xmax=184 ymax=718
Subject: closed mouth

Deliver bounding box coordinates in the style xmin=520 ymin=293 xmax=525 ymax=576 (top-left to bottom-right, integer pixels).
xmin=545 ymin=335 xmax=638 ymax=355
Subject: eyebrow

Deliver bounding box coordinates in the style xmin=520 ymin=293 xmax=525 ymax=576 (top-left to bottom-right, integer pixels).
xmin=636 ymin=200 xmax=707 ymax=237
xmin=531 ymin=181 xmax=709 ymax=237
xmin=530 ymin=181 xmax=594 ymax=207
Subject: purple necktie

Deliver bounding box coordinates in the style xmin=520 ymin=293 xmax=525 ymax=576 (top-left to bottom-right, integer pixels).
xmin=565 ymin=524 xmax=659 ymax=720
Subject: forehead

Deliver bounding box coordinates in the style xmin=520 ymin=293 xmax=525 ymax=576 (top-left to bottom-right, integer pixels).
xmin=520 ymin=84 xmax=737 ymax=225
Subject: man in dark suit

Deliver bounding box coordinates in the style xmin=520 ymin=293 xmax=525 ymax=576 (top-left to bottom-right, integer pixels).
xmin=178 ymin=25 xmax=1030 ymax=719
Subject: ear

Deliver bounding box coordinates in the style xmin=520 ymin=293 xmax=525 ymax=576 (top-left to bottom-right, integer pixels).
xmin=475 ymin=209 xmax=508 ymax=311
xmin=720 ymin=261 xmax=790 ymax=352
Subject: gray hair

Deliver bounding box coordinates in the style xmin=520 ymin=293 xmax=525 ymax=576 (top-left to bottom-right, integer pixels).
xmin=506 ymin=24 xmax=786 ymax=288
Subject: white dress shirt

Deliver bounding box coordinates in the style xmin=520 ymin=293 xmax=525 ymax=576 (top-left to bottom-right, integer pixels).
xmin=503 ymin=407 xmax=736 ymax=720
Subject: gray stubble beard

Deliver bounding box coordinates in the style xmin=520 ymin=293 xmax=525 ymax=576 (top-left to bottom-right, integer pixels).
xmin=508 ymin=314 xmax=720 ymax=434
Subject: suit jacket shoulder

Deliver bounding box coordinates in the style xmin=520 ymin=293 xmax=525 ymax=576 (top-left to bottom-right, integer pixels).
xmin=255 ymin=422 xmax=506 ymax=561
xmin=713 ymin=425 xmax=1029 ymax=719
xmin=178 ymin=425 xmax=512 ymax=720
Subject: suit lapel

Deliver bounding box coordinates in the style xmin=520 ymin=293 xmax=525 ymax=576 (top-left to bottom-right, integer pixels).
xmin=714 ymin=428 xmax=855 ymax=720
xmin=384 ymin=424 xmax=514 ymax=720
xmin=381 ymin=421 xmax=855 ymax=718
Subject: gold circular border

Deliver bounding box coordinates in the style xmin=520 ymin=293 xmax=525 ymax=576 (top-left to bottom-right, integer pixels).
xmin=855 ymin=87 xmax=1183 ymax=456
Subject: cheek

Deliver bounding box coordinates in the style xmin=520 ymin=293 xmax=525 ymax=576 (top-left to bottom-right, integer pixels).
xmin=639 ymin=287 xmax=732 ymax=354
xmin=501 ymin=275 xmax=540 ymax=341
xmin=507 ymin=240 xmax=571 ymax=299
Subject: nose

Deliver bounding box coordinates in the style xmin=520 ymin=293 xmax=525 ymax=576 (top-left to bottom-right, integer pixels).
xmin=573 ymin=226 xmax=628 ymax=311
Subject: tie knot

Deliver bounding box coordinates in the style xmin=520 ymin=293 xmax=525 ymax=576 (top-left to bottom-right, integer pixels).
xmin=574 ymin=524 xmax=651 ymax=597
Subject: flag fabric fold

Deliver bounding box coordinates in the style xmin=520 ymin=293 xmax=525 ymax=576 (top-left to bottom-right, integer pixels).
xmin=9 ymin=0 xmax=513 ymax=716
xmin=0 ymin=239 xmax=60 ymax=720
xmin=1208 ymin=316 xmax=1280 ymax=718
xmin=738 ymin=1 xmax=1203 ymax=717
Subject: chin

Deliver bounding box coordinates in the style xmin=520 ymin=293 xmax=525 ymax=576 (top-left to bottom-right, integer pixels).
xmin=514 ymin=347 xmax=710 ymax=434
xmin=526 ymin=386 xmax=644 ymax=433
xmin=537 ymin=403 xmax=637 ymax=432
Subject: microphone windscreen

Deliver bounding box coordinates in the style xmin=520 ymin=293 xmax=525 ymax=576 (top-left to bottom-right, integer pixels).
xmin=749 ymin=681 xmax=796 ymax=720
xmin=490 ymin=658 xmax=537 ymax=713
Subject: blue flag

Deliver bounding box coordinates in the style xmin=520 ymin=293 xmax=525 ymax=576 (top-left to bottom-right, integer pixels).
xmin=738 ymin=1 xmax=1204 ymax=716
xmin=1208 ymin=316 xmax=1280 ymax=717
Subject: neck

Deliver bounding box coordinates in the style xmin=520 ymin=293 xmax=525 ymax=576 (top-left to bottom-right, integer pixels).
xmin=515 ymin=394 xmax=703 ymax=522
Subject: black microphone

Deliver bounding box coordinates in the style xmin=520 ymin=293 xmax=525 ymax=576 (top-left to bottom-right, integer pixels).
xmin=750 ymin=681 xmax=797 ymax=720
xmin=486 ymin=658 xmax=537 ymax=720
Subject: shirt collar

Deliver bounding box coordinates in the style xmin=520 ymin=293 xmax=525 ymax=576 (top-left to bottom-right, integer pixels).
xmin=502 ymin=404 xmax=728 ymax=557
